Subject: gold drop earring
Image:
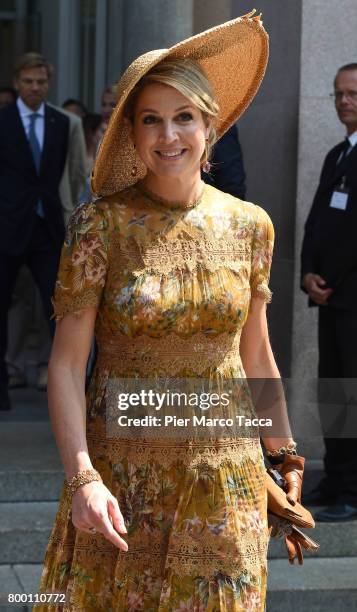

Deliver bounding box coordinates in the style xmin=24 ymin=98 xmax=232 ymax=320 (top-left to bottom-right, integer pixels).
xmin=131 ymin=142 xmax=138 ymax=177
xmin=202 ymin=141 xmax=211 ymax=173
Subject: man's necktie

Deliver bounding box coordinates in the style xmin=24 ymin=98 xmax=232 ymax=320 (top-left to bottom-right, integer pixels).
xmin=337 ymin=137 xmax=352 ymax=165
xmin=28 ymin=112 xmax=44 ymax=218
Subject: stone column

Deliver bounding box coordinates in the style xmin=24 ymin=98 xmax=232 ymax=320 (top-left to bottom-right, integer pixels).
xmin=14 ymin=0 xmax=28 ymax=58
xmin=193 ymin=0 xmax=231 ymax=34
xmin=40 ymin=0 xmax=80 ymax=104
xmin=93 ymin=0 xmax=108 ymax=110
xmin=231 ymin=0 xmax=302 ymax=376
xmin=56 ymin=0 xmax=81 ymax=103
xmin=292 ymin=0 xmax=357 ymax=456
xmin=107 ymin=0 xmax=125 ymax=86
xmin=122 ymin=0 xmax=194 ymax=71
xmin=39 ymin=0 xmax=60 ymax=102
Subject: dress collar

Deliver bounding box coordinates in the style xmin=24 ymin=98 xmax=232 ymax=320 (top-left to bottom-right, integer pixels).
xmin=135 ymin=181 xmax=206 ymax=211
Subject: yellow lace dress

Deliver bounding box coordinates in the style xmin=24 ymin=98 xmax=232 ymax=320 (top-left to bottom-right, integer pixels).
xmin=36 ymin=182 xmax=274 ymax=611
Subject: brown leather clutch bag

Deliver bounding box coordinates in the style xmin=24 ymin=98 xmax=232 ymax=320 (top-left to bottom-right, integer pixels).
xmin=266 ymin=471 xmax=315 ymax=529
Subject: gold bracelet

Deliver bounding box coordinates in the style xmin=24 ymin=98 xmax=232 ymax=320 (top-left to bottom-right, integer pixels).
xmin=265 ymin=441 xmax=297 ymax=458
xmin=66 ymin=469 xmax=102 ymax=498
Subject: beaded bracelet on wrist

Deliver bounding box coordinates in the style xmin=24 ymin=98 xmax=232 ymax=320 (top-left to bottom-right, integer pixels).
xmin=66 ymin=469 xmax=102 ymax=498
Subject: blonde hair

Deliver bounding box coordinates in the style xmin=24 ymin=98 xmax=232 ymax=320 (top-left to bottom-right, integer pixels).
xmin=124 ymin=59 xmax=219 ymax=163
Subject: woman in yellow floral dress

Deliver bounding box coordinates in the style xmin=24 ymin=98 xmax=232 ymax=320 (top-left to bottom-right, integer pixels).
xmin=36 ymin=13 xmax=302 ymax=612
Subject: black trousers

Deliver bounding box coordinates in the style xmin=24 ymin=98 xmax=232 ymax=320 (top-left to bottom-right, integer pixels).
xmin=318 ymin=306 xmax=357 ymax=504
xmin=0 ymin=217 xmax=61 ymax=384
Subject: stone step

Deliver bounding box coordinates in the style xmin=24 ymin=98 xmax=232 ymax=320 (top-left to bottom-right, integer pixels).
xmin=0 ymin=470 xmax=64 ymax=503
xmin=0 ymin=423 xmax=63 ymax=502
xmin=0 ymin=564 xmax=42 ymax=611
xmin=268 ymin=516 xmax=357 ymax=558
xmin=267 ymin=557 xmax=357 ymax=612
xmin=0 ymin=559 xmax=356 ymax=612
xmin=0 ymin=388 xmax=49 ymax=423
xmin=0 ymin=502 xmax=57 ymax=565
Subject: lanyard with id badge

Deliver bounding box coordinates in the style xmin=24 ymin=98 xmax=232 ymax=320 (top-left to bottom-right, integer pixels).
xmin=330 ymin=175 xmax=349 ymax=211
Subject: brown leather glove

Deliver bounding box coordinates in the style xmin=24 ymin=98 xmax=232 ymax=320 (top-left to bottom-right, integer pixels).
xmin=286 ymin=525 xmax=319 ymax=565
xmin=285 ymin=531 xmax=304 ymax=564
xmin=268 ymin=514 xmax=319 ymax=565
xmin=276 ymin=454 xmax=305 ymax=505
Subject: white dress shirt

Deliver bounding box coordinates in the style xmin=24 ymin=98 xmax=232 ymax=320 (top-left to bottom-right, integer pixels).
xmin=347 ymin=128 xmax=357 ymax=151
xmin=16 ymin=97 xmax=45 ymax=151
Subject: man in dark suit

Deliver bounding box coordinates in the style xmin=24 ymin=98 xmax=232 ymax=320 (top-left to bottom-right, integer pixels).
xmin=301 ymin=63 xmax=357 ymax=521
xmin=0 ymin=52 xmax=70 ymax=410
xmin=202 ymin=124 xmax=246 ymax=200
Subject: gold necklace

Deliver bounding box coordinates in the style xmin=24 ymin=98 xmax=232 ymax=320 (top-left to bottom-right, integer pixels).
xmin=136 ymin=182 xmax=206 ymax=211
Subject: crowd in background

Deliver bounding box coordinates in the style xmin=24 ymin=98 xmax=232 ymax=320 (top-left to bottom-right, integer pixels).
xmin=62 ymin=87 xmax=117 ymax=201
xmin=0 ymin=53 xmax=118 ymax=407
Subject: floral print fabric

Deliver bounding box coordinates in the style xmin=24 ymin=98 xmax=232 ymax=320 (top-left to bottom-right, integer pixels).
xmin=36 ymin=183 xmax=274 ymax=611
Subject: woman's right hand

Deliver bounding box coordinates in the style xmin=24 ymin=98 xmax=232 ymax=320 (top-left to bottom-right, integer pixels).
xmin=71 ymin=481 xmax=128 ymax=551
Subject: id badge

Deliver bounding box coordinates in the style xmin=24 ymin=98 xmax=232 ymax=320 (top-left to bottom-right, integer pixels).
xmin=329 ymin=189 xmax=349 ymax=210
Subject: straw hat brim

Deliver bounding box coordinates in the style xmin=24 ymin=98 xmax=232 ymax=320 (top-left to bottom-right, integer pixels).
xmin=91 ymin=10 xmax=269 ymax=197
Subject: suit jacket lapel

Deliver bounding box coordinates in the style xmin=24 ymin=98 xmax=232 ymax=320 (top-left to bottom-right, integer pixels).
xmin=12 ymin=105 xmax=38 ymax=174
xmin=324 ymin=142 xmax=357 ymax=191
xmin=40 ymin=104 xmax=54 ymax=176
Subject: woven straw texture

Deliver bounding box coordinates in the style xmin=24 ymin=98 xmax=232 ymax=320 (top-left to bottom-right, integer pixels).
xmin=91 ymin=11 xmax=269 ymax=196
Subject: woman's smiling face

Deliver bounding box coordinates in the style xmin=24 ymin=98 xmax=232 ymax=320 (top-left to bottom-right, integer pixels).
xmin=129 ymin=82 xmax=209 ymax=182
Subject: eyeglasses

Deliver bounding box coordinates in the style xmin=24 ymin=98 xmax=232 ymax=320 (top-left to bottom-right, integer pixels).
xmin=330 ymin=91 xmax=357 ymax=102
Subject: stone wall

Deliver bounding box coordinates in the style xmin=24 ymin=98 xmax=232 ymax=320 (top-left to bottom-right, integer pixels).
xmin=291 ymin=0 xmax=357 ymax=456
xmin=121 ymin=1 xmax=193 ymax=71
xmin=293 ymin=0 xmax=357 ymax=381
xmin=231 ymin=1 xmax=302 ymax=376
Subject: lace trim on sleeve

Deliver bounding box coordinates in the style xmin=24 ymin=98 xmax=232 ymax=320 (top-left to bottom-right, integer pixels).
xmin=251 ymin=282 xmax=273 ymax=303
xmin=51 ymin=288 xmax=101 ymax=321
xmin=249 ymin=206 xmax=274 ymax=303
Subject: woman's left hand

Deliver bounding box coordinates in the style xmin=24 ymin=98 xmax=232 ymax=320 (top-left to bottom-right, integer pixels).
xmin=268 ymin=514 xmax=303 ymax=564
xmin=276 ymin=454 xmax=305 ymax=505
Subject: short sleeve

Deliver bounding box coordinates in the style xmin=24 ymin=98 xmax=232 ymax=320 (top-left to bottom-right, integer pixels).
xmin=250 ymin=205 xmax=275 ymax=302
xmin=52 ymin=201 xmax=110 ymax=320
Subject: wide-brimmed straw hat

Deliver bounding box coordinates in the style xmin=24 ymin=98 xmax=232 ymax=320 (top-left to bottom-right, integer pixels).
xmin=91 ymin=9 xmax=269 ymax=197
